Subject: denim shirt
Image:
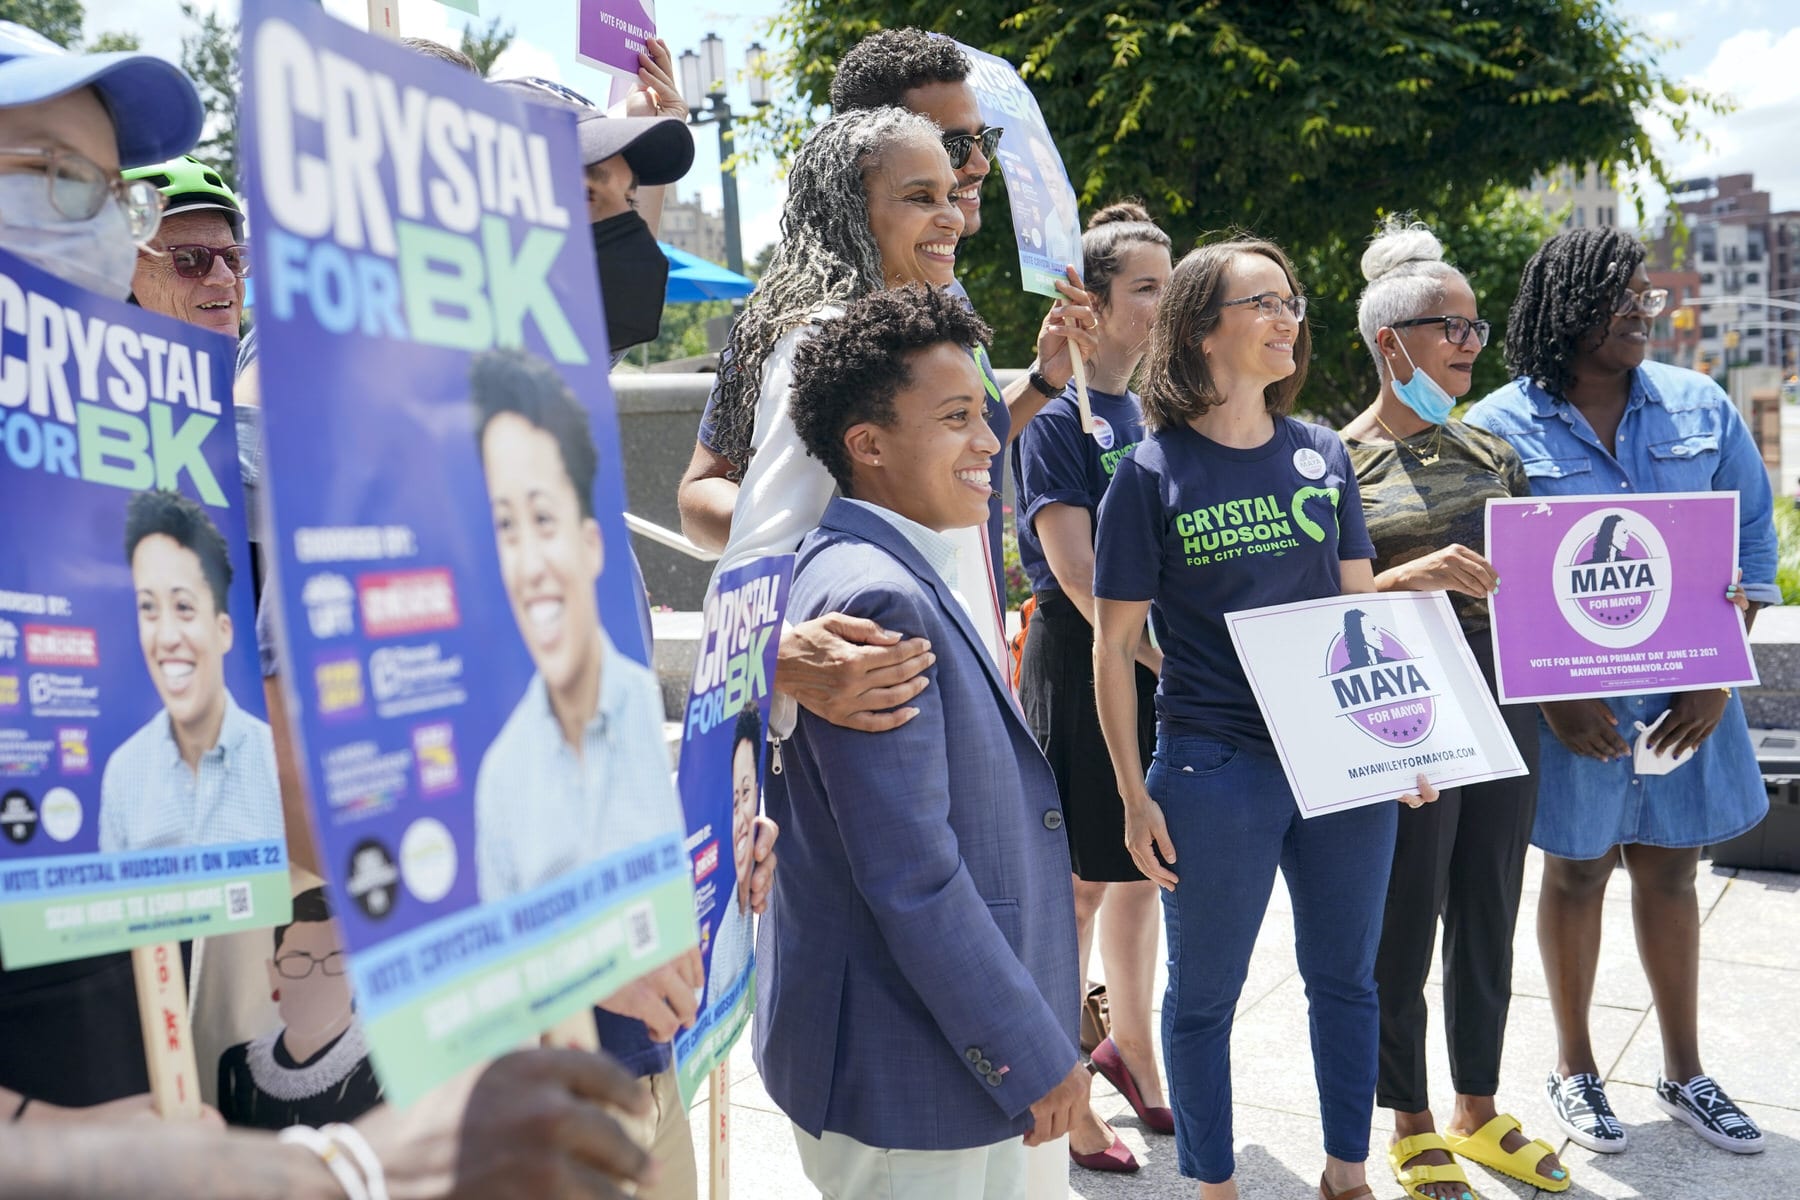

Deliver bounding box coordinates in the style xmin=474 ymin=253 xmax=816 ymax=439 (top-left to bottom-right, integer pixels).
xmin=1463 ymin=363 xmax=1775 ymax=858
xmin=1464 ymin=362 xmax=1778 ymax=603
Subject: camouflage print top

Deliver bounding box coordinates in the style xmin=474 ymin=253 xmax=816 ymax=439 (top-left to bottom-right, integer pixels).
xmin=1342 ymin=419 xmax=1529 ymax=635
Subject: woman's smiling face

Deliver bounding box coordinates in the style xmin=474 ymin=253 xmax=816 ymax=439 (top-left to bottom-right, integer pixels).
xmin=865 ymin=136 xmax=964 ymax=290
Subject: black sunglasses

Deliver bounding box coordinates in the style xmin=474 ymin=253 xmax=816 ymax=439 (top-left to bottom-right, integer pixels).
xmin=941 ymin=127 xmax=1003 ymax=170
xmin=153 ymin=243 xmax=252 ymax=280
xmin=1391 ymin=315 xmax=1490 ymax=348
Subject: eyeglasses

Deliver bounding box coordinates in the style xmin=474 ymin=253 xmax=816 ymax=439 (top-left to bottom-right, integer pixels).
xmin=0 ymin=146 xmax=165 ymax=240
xmin=1221 ymin=291 xmax=1307 ymax=322
xmin=274 ymin=949 xmax=346 ymax=980
xmin=151 ymin=243 xmax=252 ymax=280
xmin=1613 ymin=287 xmax=1670 ymax=319
xmin=941 ymin=126 xmax=1003 ymax=170
xmin=1391 ymin=315 xmax=1491 ymax=348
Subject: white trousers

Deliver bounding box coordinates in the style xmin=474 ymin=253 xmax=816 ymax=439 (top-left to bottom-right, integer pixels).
xmin=793 ymin=1126 xmax=1047 ymax=1200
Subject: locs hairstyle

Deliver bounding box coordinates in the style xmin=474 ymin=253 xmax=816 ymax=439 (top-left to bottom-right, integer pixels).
xmin=1082 ymin=200 xmax=1172 ymax=312
xmin=707 ymin=107 xmax=945 ymax=478
xmin=788 ymin=283 xmax=992 ymax=493
xmin=1139 ymin=236 xmax=1311 ymax=432
xmin=469 ymin=348 xmax=600 ymax=520
xmin=273 ymin=886 xmax=334 ymax=954
xmin=124 ymin=489 xmax=234 ymax=616
xmin=1504 ymin=226 xmax=1646 ymax=396
xmin=829 ymin=28 xmax=970 ymax=113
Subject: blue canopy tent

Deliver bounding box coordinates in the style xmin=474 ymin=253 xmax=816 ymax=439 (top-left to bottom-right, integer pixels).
xmin=662 ymin=242 xmax=754 ymax=303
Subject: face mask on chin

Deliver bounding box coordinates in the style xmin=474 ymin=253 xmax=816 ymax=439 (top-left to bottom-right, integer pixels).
xmin=0 ymin=174 xmax=139 ymax=299
xmin=592 ymin=210 xmax=669 ymax=354
xmin=1387 ymin=335 xmax=1457 ymax=425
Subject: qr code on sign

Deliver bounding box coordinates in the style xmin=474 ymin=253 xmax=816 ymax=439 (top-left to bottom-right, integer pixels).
xmin=225 ymin=883 xmax=253 ymax=920
xmin=626 ymin=901 xmax=656 ymax=956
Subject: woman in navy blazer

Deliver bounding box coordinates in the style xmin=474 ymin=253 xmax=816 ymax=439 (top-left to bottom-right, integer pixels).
xmin=754 ymin=285 xmax=1087 ymax=1198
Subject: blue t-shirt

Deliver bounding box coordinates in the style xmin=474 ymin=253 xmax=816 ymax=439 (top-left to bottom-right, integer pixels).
xmin=1012 ymin=384 xmax=1144 ymax=597
xmin=1093 ymin=416 xmax=1375 ymax=751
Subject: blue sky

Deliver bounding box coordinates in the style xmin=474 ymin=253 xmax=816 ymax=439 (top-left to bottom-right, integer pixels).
xmin=81 ymin=0 xmax=1800 ymax=255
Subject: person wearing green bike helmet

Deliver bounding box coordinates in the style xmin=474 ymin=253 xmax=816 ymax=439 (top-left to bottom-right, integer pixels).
xmin=126 ymin=153 xmax=246 ymax=337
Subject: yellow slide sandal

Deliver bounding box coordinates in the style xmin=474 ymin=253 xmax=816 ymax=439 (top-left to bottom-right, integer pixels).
xmin=1444 ymin=1114 xmax=1570 ymax=1193
xmin=1387 ymin=1132 xmax=1477 ymax=1200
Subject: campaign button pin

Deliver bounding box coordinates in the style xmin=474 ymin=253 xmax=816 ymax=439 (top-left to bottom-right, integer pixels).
xmin=1293 ymin=448 xmax=1327 ymax=479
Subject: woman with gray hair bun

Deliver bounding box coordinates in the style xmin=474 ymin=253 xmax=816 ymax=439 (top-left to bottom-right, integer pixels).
xmin=1338 ymin=219 xmax=1566 ymax=1200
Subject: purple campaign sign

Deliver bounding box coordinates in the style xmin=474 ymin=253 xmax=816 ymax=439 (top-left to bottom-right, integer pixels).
xmin=577 ymin=0 xmax=654 ymax=80
xmin=1486 ymin=493 xmax=1759 ymax=703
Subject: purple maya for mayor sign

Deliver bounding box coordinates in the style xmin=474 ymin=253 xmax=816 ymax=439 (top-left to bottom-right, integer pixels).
xmin=577 ymin=0 xmax=654 ymax=79
xmin=1485 ymin=493 xmax=1758 ymax=703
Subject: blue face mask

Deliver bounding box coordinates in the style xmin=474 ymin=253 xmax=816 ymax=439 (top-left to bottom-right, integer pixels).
xmin=1388 ymin=335 xmax=1456 ymax=425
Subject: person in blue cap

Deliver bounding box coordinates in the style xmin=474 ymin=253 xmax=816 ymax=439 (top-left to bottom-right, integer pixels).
xmin=0 ymin=16 xmax=208 ymax=1121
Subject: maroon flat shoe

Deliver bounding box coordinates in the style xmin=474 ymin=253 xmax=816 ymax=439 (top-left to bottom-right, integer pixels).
xmin=1070 ymin=1127 xmax=1139 ymax=1173
xmin=1092 ymin=1036 xmax=1176 ymax=1135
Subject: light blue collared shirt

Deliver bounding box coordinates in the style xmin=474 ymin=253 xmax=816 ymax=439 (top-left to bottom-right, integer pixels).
xmin=474 ymin=628 xmax=685 ymax=902
xmin=842 ymin=499 xmax=968 ymax=612
xmin=703 ymin=892 xmax=753 ymax=1011
xmin=98 ymin=691 xmax=281 ymax=853
xmin=1464 ymin=363 xmax=1776 ymax=857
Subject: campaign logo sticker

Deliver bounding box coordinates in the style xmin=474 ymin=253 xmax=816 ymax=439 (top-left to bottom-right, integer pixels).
xmin=1551 ymin=509 xmax=1671 ymax=648
xmin=314 ymin=653 xmax=367 ymax=720
xmin=1 ymin=788 xmax=36 ymax=844
xmin=358 ymin=568 xmax=460 ymax=639
xmin=23 ymin=625 xmax=97 ymax=667
xmin=0 ymin=672 xmax=18 ymax=713
xmin=371 ymin=642 xmax=466 ymax=719
xmin=693 ymin=838 xmax=721 ymax=884
xmin=411 ymin=721 xmax=460 ymax=797
xmin=28 ymin=672 xmax=99 ymax=718
xmin=346 ymin=838 xmax=400 ymax=919
xmin=0 ymin=618 xmax=17 ymax=659
xmin=1324 ymin=609 xmax=1437 ymax=748
xmin=39 ymin=786 xmax=81 ymax=843
xmin=1293 ymin=447 xmax=1328 ymax=480
xmin=302 ymin=572 xmax=357 ymax=638
xmin=1090 ymin=414 xmax=1115 ymax=450
xmin=399 ymin=816 xmax=456 ymax=904
xmin=57 ymin=727 xmax=90 ymax=774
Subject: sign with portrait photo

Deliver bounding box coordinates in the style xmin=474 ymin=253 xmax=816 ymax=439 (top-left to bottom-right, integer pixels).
xmin=242 ymin=0 xmax=696 ymax=1105
xmin=577 ymin=0 xmax=655 ymax=81
xmin=955 ymin=41 xmax=1083 ymax=299
xmin=1226 ymin=591 xmax=1528 ymax=818
xmin=0 ymin=246 xmax=288 ymax=969
xmin=671 ymin=554 xmax=790 ymax=1105
xmin=1485 ymin=493 xmax=1759 ymax=702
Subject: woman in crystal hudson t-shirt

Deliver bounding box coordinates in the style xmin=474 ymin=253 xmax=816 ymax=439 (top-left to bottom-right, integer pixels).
xmin=1092 ymin=236 xmax=1436 ymax=1200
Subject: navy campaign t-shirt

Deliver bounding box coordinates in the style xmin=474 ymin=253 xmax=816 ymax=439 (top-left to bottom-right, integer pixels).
xmin=1013 ymin=384 xmax=1145 ymax=597
xmin=1093 ymin=416 xmax=1375 ymax=752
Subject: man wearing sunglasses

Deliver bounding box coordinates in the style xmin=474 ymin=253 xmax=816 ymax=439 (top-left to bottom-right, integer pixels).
xmin=125 ymin=153 xmax=247 ymax=338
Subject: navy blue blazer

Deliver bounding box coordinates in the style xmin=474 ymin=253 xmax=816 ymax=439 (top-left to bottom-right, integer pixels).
xmin=753 ymin=498 xmax=1080 ymax=1152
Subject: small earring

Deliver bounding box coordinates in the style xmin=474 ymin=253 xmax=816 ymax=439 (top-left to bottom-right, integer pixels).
xmin=271 ymin=988 xmax=280 ymax=1002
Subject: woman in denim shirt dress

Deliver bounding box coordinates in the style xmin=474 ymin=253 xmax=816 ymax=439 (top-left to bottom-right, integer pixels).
xmin=1466 ymin=228 xmax=1773 ymax=1158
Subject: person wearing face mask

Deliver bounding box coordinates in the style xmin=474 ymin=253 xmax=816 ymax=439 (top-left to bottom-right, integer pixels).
xmin=216 ymin=887 xmax=382 ymax=1130
xmin=1466 ymin=227 xmax=1772 ymax=1161
xmin=1337 ymin=220 xmax=1558 ymax=1200
xmin=492 ymin=49 xmax=692 ymax=364
xmin=0 ymin=17 xmax=202 ymax=1117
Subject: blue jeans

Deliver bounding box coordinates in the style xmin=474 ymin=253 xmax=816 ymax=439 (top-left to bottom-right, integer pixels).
xmin=1149 ymin=732 xmax=1398 ymax=1183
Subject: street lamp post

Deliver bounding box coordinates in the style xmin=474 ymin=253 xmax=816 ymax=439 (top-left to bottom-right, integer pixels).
xmin=678 ymin=34 xmax=770 ymax=279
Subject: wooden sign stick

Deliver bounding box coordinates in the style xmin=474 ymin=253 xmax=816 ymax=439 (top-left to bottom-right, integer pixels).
xmin=709 ymin=1064 xmax=730 ymax=1200
xmin=130 ymin=942 xmax=202 ymax=1119
xmin=1071 ymin=344 xmax=1094 ymax=434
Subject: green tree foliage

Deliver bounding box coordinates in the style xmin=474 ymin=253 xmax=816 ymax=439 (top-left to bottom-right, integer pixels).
xmin=0 ymin=0 xmax=136 ymax=53
xmin=0 ymin=0 xmax=84 ymax=47
xmin=747 ymin=0 xmax=1723 ymax=419
xmin=179 ymin=0 xmax=239 ymax=189
xmin=459 ymin=17 xmax=515 ymax=79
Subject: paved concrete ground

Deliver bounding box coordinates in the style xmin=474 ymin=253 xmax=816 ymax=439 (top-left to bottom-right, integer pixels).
xmin=686 ymin=850 xmax=1800 ymax=1198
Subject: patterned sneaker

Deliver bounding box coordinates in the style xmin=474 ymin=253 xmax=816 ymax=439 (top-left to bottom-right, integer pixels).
xmin=1546 ymin=1070 xmax=1627 ymax=1153
xmin=1655 ymin=1074 xmax=1765 ymax=1154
